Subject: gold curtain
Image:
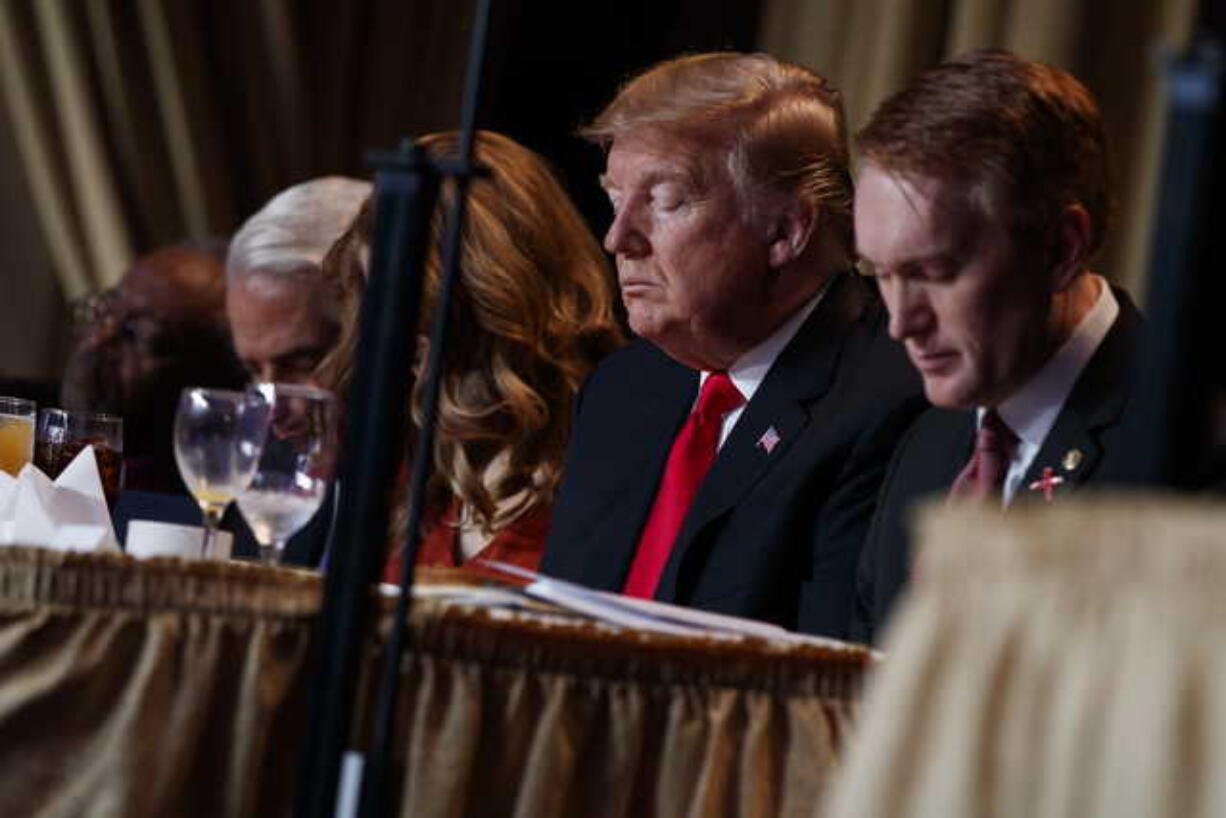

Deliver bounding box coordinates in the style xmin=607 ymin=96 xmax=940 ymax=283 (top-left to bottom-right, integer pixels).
xmin=0 ymin=0 xmax=471 ymax=299
xmin=0 ymin=547 xmax=870 ymax=818
xmin=821 ymin=496 xmax=1226 ymax=818
xmin=758 ymin=0 xmax=1198 ymax=297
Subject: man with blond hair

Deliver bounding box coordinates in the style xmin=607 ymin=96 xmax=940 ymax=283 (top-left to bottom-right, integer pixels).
xmin=542 ymin=52 xmax=925 ymax=637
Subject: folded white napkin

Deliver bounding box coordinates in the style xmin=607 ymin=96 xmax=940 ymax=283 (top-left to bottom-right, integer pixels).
xmin=0 ymin=446 xmax=119 ymax=552
xmin=125 ymin=519 xmax=231 ymax=560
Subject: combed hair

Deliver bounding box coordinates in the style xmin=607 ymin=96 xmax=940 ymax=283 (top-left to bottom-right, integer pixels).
xmin=857 ymin=49 xmax=1113 ymax=261
xmin=226 ymin=176 xmax=372 ymax=282
xmin=583 ymin=52 xmax=853 ymax=260
xmin=316 ymin=131 xmax=624 ymax=536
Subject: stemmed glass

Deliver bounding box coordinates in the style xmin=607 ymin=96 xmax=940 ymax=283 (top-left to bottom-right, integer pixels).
xmin=173 ymin=388 xmax=265 ymax=558
xmin=235 ymin=383 xmax=337 ymax=564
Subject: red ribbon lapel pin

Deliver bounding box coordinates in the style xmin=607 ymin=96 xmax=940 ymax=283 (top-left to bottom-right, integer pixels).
xmin=1028 ymin=467 xmax=1064 ymax=502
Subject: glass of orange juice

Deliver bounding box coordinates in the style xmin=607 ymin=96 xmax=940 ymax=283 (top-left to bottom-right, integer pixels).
xmin=0 ymin=397 xmax=36 ymax=476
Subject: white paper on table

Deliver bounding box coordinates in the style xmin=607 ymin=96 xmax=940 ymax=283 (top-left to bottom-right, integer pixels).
xmin=125 ymin=519 xmax=232 ymax=560
xmin=481 ymin=560 xmax=869 ymax=651
xmin=480 ymin=561 xmax=751 ymax=640
xmin=0 ymin=470 xmax=16 ymax=518
xmin=0 ymin=446 xmax=118 ymax=552
xmin=0 ymin=471 xmax=15 ymax=544
xmin=377 ymin=582 xmax=549 ymax=613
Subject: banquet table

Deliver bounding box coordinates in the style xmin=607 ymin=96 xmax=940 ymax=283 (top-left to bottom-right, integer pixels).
xmin=822 ymin=495 xmax=1226 ymax=818
xmin=0 ymin=546 xmax=871 ymax=818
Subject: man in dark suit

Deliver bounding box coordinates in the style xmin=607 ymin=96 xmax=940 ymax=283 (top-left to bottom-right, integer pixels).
xmin=542 ymin=52 xmax=925 ymax=638
xmin=852 ymin=50 xmax=1140 ymax=642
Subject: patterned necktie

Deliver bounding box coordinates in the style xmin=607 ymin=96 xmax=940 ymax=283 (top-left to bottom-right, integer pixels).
xmin=622 ymin=372 xmax=745 ymax=598
xmin=948 ymin=408 xmax=1019 ymax=504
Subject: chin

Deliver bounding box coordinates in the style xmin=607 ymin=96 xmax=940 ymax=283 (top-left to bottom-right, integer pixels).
xmin=626 ymin=309 xmax=665 ymax=342
xmin=922 ymin=376 xmax=981 ymax=410
xmin=626 ymin=316 xmax=652 ymax=341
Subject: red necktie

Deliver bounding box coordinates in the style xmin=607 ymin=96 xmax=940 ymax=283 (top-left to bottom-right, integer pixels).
xmin=622 ymin=372 xmax=744 ymax=598
xmin=948 ymin=408 xmax=1019 ymax=504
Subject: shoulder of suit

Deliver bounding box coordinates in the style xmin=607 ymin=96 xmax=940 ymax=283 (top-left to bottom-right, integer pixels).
xmin=835 ymin=304 xmax=925 ymax=398
xmin=596 ymin=337 xmax=678 ymax=370
xmin=899 ymin=406 xmax=971 ymax=452
xmin=582 ymin=337 xmax=690 ymax=391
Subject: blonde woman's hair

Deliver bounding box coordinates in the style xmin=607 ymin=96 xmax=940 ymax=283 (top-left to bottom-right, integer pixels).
xmin=317 ymin=131 xmax=623 ymax=535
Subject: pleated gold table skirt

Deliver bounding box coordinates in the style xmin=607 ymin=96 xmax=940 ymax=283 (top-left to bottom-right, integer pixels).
xmin=0 ymin=547 xmax=870 ymax=818
xmin=823 ymin=495 xmax=1226 ymax=818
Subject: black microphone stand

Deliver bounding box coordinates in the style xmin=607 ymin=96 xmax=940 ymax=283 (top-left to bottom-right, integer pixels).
xmin=292 ymin=1 xmax=494 ymax=815
xmin=358 ymin=0 xmax=494 ymax=813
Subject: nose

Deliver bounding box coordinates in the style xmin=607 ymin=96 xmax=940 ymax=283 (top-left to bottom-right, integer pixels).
xmin=251 ymin=362 xmax=277 ymax=384
xmin=603 ymin=206 xmax=649 ymax=259
xmin=882 ymin=279 xmax=934 ymax=342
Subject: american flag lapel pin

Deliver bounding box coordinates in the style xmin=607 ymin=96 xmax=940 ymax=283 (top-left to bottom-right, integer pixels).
xmin=757 ymin=426 xmax=781 ymax=454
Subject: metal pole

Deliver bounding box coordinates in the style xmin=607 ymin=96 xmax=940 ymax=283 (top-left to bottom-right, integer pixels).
xmin=293 ymin=142 xmax=440 ymax=818
xmin=358 ymin=1 xmax=495 ymax=814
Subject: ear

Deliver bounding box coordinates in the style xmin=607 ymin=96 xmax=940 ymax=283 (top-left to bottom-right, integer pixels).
xmin=1050 ymin=203 xmax=1092 ymax=291
xmin=767 ymin=199 xmax=817 ymax=269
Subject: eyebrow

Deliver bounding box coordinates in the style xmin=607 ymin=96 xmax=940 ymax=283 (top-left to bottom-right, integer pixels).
xmin=251 ymin=345 xmax=331 ymax=370
xmin=858 ymin=242 xmax=970 ymax=278
xmin=278 ymin=345 xmax=330 ymax=361
xmin=599 ymin=166 xmax=703 ymax=193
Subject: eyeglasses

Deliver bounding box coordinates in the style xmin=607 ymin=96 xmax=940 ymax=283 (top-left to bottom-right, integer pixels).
xmin=70 ymin=288 xmax=124 ymax=333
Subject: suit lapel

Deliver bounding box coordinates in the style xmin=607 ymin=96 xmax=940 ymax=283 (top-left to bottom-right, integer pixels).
xmin=654 ymin=273 xmax=871 ymax=601
xmin=938 ymin=412 xmax=979 ymax=492
xmin=1018 ymin=420 xmax=1103 ymax=503
xmin=1016 ymin=291 xmax=1139 ymax=504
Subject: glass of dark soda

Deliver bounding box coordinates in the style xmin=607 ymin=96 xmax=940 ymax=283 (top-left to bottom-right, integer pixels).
xmin=35 ymin=409 xmax=123 ymax=507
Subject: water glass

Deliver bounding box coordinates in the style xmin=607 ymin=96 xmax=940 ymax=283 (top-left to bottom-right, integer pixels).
xmin=236 ymin=383 xmax=337 ymax=564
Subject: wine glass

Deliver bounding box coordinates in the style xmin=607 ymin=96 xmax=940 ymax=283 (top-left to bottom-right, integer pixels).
xmin=235 ymin=383 xmax=337 ymax=564
xmin=173 ymin=388 xmax=265 ymax=558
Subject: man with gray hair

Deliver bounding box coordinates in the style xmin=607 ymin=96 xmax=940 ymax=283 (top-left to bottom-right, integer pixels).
xmin=542 ymin=52 xmax=924 ymax=637
xmin=227 ymin=176 xmax=371 ymax=384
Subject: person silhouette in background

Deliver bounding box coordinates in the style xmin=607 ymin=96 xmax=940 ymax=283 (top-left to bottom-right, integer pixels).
xmin=60 ymin=241 xmax=274 ymax=553
xmin=62 ymin=240 xmax=246 ymax=494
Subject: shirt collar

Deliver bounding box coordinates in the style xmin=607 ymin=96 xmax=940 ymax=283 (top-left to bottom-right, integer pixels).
xmin=978 ymin=274 xmax=1118 ymax=446
xmin=700 ymin=284 xmax=828 ymax=404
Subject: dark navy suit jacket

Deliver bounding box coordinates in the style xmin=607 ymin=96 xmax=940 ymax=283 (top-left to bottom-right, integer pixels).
xmin=853 ymin=290 xmax=1143 ymax=643
xmin=542 ymin=272 xmax=927 ymax=638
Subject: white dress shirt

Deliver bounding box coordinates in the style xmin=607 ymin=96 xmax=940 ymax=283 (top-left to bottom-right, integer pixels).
xmin=698 ymin=286 xmax=827 ymax=449
xmin=976 ymin=275 xmax=1119 ymax=504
